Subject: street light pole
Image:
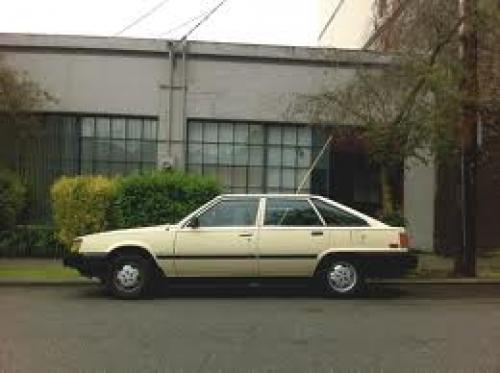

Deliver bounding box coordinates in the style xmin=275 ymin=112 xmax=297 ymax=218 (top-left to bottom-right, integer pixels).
xmin=456 ymin=0 xmax=479 ymax=276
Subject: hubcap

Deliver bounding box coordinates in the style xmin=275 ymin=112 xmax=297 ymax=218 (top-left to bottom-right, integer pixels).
xmin=115 ymin=264 xmax=141 ymax=289
xmin=327 ymin=262 xmax=357 ymax=293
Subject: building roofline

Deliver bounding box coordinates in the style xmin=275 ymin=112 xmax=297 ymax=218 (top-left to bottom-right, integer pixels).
xmin=0 ymin=32 xmax=393 ymax=67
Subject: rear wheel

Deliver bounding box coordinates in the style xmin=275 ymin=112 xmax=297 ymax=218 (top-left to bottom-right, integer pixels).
xmin=108 ymin=255 xmax=153 ymax=299
xmin=321 ymin=259 xmax=364 ymax=296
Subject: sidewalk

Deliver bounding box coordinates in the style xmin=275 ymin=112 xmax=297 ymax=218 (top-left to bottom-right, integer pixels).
xmin=1 ymin=256 xmax=500 ymax=286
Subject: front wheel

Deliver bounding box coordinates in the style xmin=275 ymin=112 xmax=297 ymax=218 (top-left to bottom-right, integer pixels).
xmin=108 ymin=255 xmax=153 ymax=299
xmin=322 ymin=259 xmax=364 ymax=296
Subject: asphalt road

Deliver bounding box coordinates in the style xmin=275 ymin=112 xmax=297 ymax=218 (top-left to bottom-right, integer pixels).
xmin=1 ymin=283 xmax=500 ymax=373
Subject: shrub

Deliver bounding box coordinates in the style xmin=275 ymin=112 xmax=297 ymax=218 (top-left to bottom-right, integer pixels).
xmin=0 ymin=225 xmax=66 ymax=258
xmin=112 ymin=170 xmax=221 ymax=228
xmin=51 ymin=175 xmax=115 ymax=247
xmin=0 ymin=166 xmax=26 ymax=231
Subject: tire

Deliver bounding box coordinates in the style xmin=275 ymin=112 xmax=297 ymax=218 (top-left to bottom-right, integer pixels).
xmin=321 ymin=258 xmax=365 ymax=297
xmin=107 ymin=254 xmax=154 ymax=299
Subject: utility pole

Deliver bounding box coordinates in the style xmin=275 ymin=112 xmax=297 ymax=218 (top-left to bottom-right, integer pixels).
xmin=456 ymin=0 xmax=479 ymax=276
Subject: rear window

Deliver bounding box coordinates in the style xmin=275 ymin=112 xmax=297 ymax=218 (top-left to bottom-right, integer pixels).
xmin=311 ymin=199 xmax=369 ymax=227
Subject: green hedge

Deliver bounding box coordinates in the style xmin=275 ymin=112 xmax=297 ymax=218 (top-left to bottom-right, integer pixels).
xmin=51 ymin=176 xmax=115 ymax=247
xmin=0 ymin=166 xmax=26 ymax=231
xmin=113 ymin=171 xmax=221 ymax=228
xmin=0 ymin=225 xmax=66 ymax=258
xmin=50 ymin=170 xmax=221 ymax=248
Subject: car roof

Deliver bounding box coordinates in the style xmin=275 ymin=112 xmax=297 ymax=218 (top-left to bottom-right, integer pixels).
xmin=220 ymin=194 xmax=314 ymax=198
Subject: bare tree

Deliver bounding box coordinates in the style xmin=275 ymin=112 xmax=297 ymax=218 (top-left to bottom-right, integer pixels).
xmin=294 ymin=0 xmax=499 ymax=218
xmin=0 ymin=58 xmax=52 ymax=167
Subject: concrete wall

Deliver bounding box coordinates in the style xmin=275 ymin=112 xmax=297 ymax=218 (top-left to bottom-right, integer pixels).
xmin=404 ymin=158 xmax=436 ymax=250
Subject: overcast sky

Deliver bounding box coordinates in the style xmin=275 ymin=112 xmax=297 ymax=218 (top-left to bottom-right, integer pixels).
xmin=0 ymin=0 xmax=319 ymax=46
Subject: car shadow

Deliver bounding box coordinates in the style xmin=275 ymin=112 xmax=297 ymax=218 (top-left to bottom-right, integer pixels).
xmin=71 ymin=280 xmax=492 ymax=301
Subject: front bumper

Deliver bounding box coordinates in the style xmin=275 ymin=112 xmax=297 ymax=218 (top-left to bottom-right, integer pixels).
xmin=63 ymin=253 xmax=108 ymax=278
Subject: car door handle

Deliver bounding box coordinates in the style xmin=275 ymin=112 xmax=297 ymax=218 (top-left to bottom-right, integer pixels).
xmin=311 ymin=231 xmax=324 ymax=236
xmin=239 ymin=233 xmax=253 ymax=237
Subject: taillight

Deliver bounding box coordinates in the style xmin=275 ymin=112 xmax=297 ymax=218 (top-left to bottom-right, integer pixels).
xmin=399 ymin=232 xmax=409 ymax=248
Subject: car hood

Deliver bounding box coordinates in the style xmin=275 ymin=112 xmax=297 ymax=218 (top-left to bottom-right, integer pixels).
xmin=82 ymin=225 xmax=173 ymax=239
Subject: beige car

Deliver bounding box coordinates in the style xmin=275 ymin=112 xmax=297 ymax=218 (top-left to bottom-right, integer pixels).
xmin=64 ymin=194 xmax=417 ymax=299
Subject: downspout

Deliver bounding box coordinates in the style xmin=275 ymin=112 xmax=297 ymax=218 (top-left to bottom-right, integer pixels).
xmin=167 ymin=41 xmax=174 ymax=159
xmin=181 ymin=40 xmax=188 ymax=171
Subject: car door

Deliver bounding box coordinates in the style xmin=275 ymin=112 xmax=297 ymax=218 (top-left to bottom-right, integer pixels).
xmin=257 ymin=197 xmax=328 ymax=276
xmin=173 ymin=197 xmax=260 ymax=277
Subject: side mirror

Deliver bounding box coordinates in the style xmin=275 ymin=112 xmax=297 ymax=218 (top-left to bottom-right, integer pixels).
xmin=188 ymin=216 xmax=200 ymax=229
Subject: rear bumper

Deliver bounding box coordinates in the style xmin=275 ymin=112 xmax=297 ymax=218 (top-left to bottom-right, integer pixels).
xmin=362 ymin=252 xmax=419 ymax=278
xmin=63 ymin=253 xmax=108 ymax=278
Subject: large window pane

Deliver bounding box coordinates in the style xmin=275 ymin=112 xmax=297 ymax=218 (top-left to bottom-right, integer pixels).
xmin=217 ymin=166 xmax=232 ymax=186
xmin=188 ymin=143 xmax=202 ymax=164
xmin=249 ymin=146 xmax=264 ymax=166
xmin=282 ymin=127 xmax=297 ymax=145
xmin=127 ymin=119 xmax=142 ymax=139
xmin=218 ymin=123 xmax=233 ymax=143
xmin=297 ymin=148 xmax=311 ymax=168
xmin=234 ymin=124 xmax=248 ymax=143
xmin=267 ymin=147 xmax=281 ymax=166
xmin=203 ymin=143 xmax=218 ymax=164
xmin=126 ymin=141 xmax=141 ymax=162
xmin=297 ymin=127 xmax=312 ymax=146
xmin=267 ymin=167 xmax=280 ymax=188
xmin=218 ymin=144 xmax=233 ymax=165
xmin=249 ymin=125 xmax=264 ymax=144
xmin=189 ymin=122 xmax=203 ymax=142
xmin=95 ymin=140 xmax=110 ymax=161
xmin=248 ymin=167 xmax=263 ymax=187
xmin=234 ymin=145 xmax=248 ymax=165
xmin=143 ymin=120 xmax=157 ymax=140
xmin=281 ymin=169 xmax=295 ymax=189
xmin=282 ymin=147 xmax=296 ymax=167
xmin=96 ymin=118 xmax=111 ymax=138
xmin=112 ymin=118 xmax=126 ymax=139
xmin=81 ymin=117 xmax=95 ymax=137
xmin=204 ymin=122 xmax=218 ymax=142
xmin=142 ymin=143 xmax=157 ymax=163
xmin=268 ymin=127 xmax=281 ymax=144
xmin=233 ymin=167 xmax=247 ymax=188
xmin=110 ymin=140 xmax=126 ymax=161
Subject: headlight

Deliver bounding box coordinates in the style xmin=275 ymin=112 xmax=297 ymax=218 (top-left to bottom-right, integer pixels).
xmin=71 ymin=238 xmax=82 ymax=253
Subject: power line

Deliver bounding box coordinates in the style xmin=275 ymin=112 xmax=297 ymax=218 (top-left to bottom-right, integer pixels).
xmin=317 ymin=0 xmax=346 ymax=42
xmin=180 ymin=0 xmax=229 ymax=42
xmin=158 ymin=9 xmax=210 ymax=38
xmin=114 ymin=0 xmax=172 ymax=36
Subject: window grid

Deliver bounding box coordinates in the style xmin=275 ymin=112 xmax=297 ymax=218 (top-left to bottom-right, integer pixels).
xmin=80 ymin=115 xmax=158 ymax=176
xmin=186 ymin=121 xmax=324 ymax=194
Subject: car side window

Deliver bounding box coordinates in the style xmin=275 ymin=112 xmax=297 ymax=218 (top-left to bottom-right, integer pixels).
xmin=311 ymin=199 xmax=369 ymax=227
xmin=197 ymin=199 xmax=259 ymax=227
xmin=264 ymin=199 xmax=323 ymax=226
